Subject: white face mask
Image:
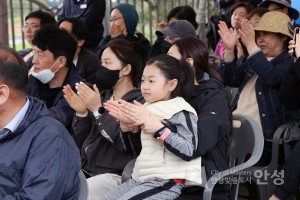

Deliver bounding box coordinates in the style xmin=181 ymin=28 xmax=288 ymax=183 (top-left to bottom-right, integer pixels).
xmin=32 ymin=58 xmax=61 ymax=84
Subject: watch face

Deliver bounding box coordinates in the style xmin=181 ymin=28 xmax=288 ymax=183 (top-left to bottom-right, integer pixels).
xmin=98 ymin=106 xmax=105 ymax=114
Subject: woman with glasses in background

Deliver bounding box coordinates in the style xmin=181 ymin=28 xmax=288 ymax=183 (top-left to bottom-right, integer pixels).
xmin=95 ymin=3 xmax=151 ymax=60
xmin=18 ymin=10 xmax=57 ymax=72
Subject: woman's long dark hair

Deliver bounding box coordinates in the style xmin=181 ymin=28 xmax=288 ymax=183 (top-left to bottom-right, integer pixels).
xmin=173 ymin=36 xmax=224 ymax=84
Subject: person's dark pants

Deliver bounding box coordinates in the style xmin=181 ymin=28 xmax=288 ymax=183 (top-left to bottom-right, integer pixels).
xmin=273 ymin=140 xmax=300 ymax=199
xmin=256 ymin=141 xmax=285 ymax=167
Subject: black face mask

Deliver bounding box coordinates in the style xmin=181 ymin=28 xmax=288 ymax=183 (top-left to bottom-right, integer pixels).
xmin=95 ymin=66 xmax=120 ymax=90
xmin=161 ymin=40 xmax=172 ymax=54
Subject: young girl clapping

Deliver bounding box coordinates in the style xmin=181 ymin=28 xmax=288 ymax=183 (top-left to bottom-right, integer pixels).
xmin=104 ymin=54 xmax=202 ymax=200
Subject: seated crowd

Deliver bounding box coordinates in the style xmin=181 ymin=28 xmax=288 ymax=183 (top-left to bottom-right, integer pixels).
xmin=1 ymin=0 xmax=300 ymax=199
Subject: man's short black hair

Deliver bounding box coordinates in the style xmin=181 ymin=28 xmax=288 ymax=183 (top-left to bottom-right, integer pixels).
xmin=0 ymin=45 xmax=28 ymax=93
xmin=32 ymin=25 xmax=77 ymax=68
xmin=25 ymin=10 xmax=57 ymax=27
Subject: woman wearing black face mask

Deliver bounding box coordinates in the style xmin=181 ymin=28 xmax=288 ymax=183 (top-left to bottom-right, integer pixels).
xmin=63 ymin=38 xmax=147 ymax=200
xmin=94 ymin=65 xmax=122 ymax=90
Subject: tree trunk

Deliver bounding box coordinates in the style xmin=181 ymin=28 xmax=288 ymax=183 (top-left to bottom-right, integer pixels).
xmin=0 ymin=0 xmax=9 ymax=46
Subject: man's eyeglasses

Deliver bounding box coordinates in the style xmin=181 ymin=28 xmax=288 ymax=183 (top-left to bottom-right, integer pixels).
xmin=22 ymin=24 xmax=40 ymax=32
xmin=110 ymin=17 xmax=123 ymax=23
xmin=32 ymin=48 xmax=46 ymax=59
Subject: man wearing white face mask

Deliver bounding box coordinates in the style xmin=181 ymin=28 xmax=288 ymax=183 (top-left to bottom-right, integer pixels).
xmin=31 ymin=57 xmax=61 ymax=84
xmin=27 ymin=25 xmax=82 ymax=130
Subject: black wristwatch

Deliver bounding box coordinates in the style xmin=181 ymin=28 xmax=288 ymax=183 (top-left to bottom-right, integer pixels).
xmin=93 ymin=106 xmax=105 ymax=118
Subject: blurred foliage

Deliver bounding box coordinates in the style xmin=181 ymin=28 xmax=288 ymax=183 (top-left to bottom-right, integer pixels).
xmin=7 ymin=0 xmax=213 ymax=50
xmin=109 ymin=0 xmax=212 ymax=43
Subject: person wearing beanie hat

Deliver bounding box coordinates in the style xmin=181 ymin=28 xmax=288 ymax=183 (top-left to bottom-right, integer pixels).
xmin=95 ymin=3 xmax=151 ymax=59
xmin=113 ymin=3 xmax=138 ymax=36
xmin=259 ymin=0 xmax=299 ymax=20
xmin=219 ymin=11 xmax=295 ymax=177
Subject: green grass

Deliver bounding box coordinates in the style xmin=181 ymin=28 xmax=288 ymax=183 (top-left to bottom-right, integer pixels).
xmin=10 ymin=43 xmax=31 ymax=51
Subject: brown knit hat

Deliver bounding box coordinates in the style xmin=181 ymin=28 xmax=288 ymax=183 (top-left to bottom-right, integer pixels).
xmin=254 ymin=11 xmax=293 ymax=38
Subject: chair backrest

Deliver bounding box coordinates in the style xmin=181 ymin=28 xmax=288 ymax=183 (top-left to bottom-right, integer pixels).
xmin=229 ymin=114 xmax=264 ymax=167
xmin=203 ymin=114 xmax=264 ymax=200
xmin=78 ymin=170 xmax=88 ymax=200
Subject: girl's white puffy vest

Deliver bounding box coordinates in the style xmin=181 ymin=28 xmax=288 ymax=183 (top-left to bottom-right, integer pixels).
xmin=132 ymin=97 xmax=203 ymax=186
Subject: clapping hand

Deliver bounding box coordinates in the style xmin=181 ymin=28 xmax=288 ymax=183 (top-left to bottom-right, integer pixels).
xmin=63 ymin=84 xmax=88 ymax=115
xmin=218 ymin=21 xmax=236 ymax=51
xmin=120 ymin=122 xmax=140 ymax=134
xmin=239 ymin=19 xmax=259 ymax=55
xmin=75 ymin=82 xmax=102 ymax=113
xmin=104 ymin=100 xmax=134 ymax=124
xmin=289 ymin=33 xmax=300 ymax=59
xmin=119 ymin=100 xmax=164 ymax=134
xmin=109 ymin=23 xmax=127 ymax=38
xmin=288 ymin=39 xmax=296 ymax=55
xmin=119 ymin=100 xmax=148 ymax=126
xmin=295 ymin=33 xmax=300 ymax=59
xmin=156 ymin=22 xmax=168 ymax=30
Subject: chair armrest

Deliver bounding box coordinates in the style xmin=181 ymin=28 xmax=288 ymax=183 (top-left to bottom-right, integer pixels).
xmin=270 ymin=123 xmax=290 ymax=170
xmin=203 ymin=160 xmax=259 ymax=200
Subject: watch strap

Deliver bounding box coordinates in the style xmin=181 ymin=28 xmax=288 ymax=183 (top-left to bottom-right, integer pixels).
xmin=158 ymin=128 xmax=171 ymax=143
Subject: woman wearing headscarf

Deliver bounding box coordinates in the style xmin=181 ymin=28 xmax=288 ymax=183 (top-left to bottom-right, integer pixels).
xmin=95 ymin=3 xmax=151 ymax=59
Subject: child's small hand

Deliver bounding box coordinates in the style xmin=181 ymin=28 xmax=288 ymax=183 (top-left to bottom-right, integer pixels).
xmin=119 ymin=100 xmax=147 ymax=125
xmin=104 ymin=100 xmax=134 ymax=124
xmin=120 ymin=122 xmax=140 ymax=133
xmin=141 ymin=117 xmax=164 ymax=134
xmin=120 ymin=100 xmax=164 ymax=134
